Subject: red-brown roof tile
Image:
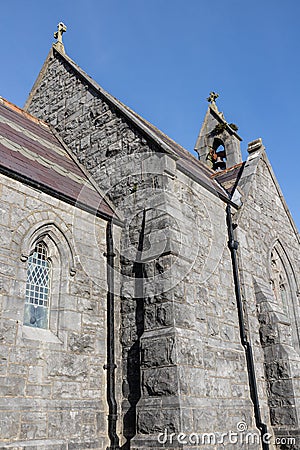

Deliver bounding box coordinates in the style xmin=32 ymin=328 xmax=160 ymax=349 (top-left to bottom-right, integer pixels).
xmin=210 ymin=162 xmax=245 ymax=195
xmin=0 ymin=98 xmax=116 ymax=221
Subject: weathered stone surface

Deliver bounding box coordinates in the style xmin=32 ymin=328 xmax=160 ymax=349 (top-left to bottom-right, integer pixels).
xmin=270 ymin=406 xmax=297 ymax=426
xmin=237 ymin=155 xmax=300 ymax=441
xmin=20 ymin=412 xmax=47 ymax=440
xmin=0 ymin=377 xmax=25 ymax=397
xmin=47 ymin=354 xmax=89 ymax=380
xmin=142 ymin=367 xmax=178 ymax=396
xmin=0 ymin=174 xmax=117 ymax=449
xmin=68 ymin=332 xmax=95 ymax=353
xmin=137 ymin=407 xmax=181 ymax=434
xmin=141 ymin=336 xmax=175 ymax=367
xmin=0 ymin=411 xmax=20 ymax=439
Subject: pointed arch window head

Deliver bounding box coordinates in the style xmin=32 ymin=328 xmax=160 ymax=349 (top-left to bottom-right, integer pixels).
xmin=24 ymin=242 xmax=51 ymax=329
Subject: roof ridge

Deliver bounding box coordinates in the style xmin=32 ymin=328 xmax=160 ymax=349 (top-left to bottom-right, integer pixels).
xmin=120 ymin=100 xmax=188 ymax=151
xmin=51 ymin=47 xmax=216 ymax=176
xmin=119 ymin=99 xmax=215 ymax=176
xmin=24 ymin=45 xmax=231 ymax=203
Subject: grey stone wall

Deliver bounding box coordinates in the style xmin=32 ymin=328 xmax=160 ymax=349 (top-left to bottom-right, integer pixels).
xmin=0 ymin=173 xmax=122 ymax=449
xmin=24 ymin=49 xmax=276 ymax=449
xmin=236 ymin=153 xmax=300 ymax=448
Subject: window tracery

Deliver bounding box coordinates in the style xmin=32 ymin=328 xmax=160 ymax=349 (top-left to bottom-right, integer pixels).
xmin=24 ymin=241 xmax=51 ymax=329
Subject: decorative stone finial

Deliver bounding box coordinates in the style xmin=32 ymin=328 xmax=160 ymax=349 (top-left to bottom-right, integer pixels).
xmin=207 ymin=91 xmax=219 ymax=105
xmin=247 ymin=138 xmax=264 ymax=154
xmin=53 ymin=22 xmax=67 ymax=53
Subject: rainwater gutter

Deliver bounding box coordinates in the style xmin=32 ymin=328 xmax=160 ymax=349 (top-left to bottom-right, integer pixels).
xmin=226 ymin=205 xmax=269 ymax=450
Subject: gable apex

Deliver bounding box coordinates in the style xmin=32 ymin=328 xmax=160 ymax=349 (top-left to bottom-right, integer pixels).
xmin=25 ymin=45 xmax=232 ymax=203
xmin=25 ymin=46 xmax=184 ymax=161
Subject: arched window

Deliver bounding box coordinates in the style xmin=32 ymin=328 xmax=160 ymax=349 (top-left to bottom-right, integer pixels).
xmin=18 ymin=221 xmax=76 ymax=339
xmin=270 ymin=248 xmax=289 ymax=314
xmin=270 ymin=242 xmax=300 ymax=352
xmin=24 ymin=241 xmax=51 ymax=329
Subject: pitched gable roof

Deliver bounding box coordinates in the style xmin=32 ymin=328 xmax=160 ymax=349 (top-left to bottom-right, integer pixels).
xmin=25 ymin=46 xmax=232 ymax=204
xmin=0 ymin=97 xmax=119 ymax=222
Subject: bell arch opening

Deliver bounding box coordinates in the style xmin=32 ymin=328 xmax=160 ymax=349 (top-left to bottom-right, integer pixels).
xmin=212 ymin=138 xmax=226 ymax=171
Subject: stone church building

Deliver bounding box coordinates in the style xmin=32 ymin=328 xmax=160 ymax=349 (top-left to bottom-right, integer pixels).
xmin=0 ymin=25 xmax=299 ymax=450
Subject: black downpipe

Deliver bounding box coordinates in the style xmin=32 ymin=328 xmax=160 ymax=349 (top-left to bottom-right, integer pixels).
xmin=226 ymin=205 xmax=269 ymax=450
xmin=105 ymin=220 xmax=120 ymax=450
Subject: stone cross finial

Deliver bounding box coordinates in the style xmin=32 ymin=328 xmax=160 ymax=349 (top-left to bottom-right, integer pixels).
xmin=54 ymin=22 xmax=67 ymax=43
xmin=53 ymin=22 xmax=67 ymax=53
xmin=207 ymin=91 xmax=219 ymax=104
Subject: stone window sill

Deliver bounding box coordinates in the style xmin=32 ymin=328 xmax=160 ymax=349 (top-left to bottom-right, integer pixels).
xmin=19 ymin=324 xmax=63 ymax=344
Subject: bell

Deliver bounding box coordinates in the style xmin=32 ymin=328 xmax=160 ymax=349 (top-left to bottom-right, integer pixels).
xmin=214 ymin=156 xmax=226 ymax=171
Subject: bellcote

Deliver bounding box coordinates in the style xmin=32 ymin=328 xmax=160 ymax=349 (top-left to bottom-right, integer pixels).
xmin=194 ymin=92 xmax=242 ymax=171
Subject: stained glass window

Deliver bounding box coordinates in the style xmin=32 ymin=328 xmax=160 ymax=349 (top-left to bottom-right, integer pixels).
xmin=24 ymin=242 xmax=51 ymax=329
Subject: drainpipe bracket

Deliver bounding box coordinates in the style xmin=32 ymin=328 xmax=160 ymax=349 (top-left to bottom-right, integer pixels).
xmin=103 ymin=363 xmax=117 ymax=370
xmin=104 ymin=252 xmax=116 ymax=258
xmin=228 ymin=239 xmax=239 ymax=250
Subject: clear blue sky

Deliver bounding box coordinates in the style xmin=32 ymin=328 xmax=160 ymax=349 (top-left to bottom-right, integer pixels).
xmin=1 ymin=0 xmax=299 ymax=230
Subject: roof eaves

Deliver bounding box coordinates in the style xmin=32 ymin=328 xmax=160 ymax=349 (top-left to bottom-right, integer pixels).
xmin=0 ymin=97 xmax=49 ymax=129
xmin=0 ymin=164 xmax=122 ymax=225
xmin=210 ymin=162 xmax=245 ymax=198
xmin=1 ymin=98 xmax=122 ymax=225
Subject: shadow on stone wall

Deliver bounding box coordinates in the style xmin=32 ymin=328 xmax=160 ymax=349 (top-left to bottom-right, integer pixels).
xmin=122 ymin=210 xmax=146 ymax=449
